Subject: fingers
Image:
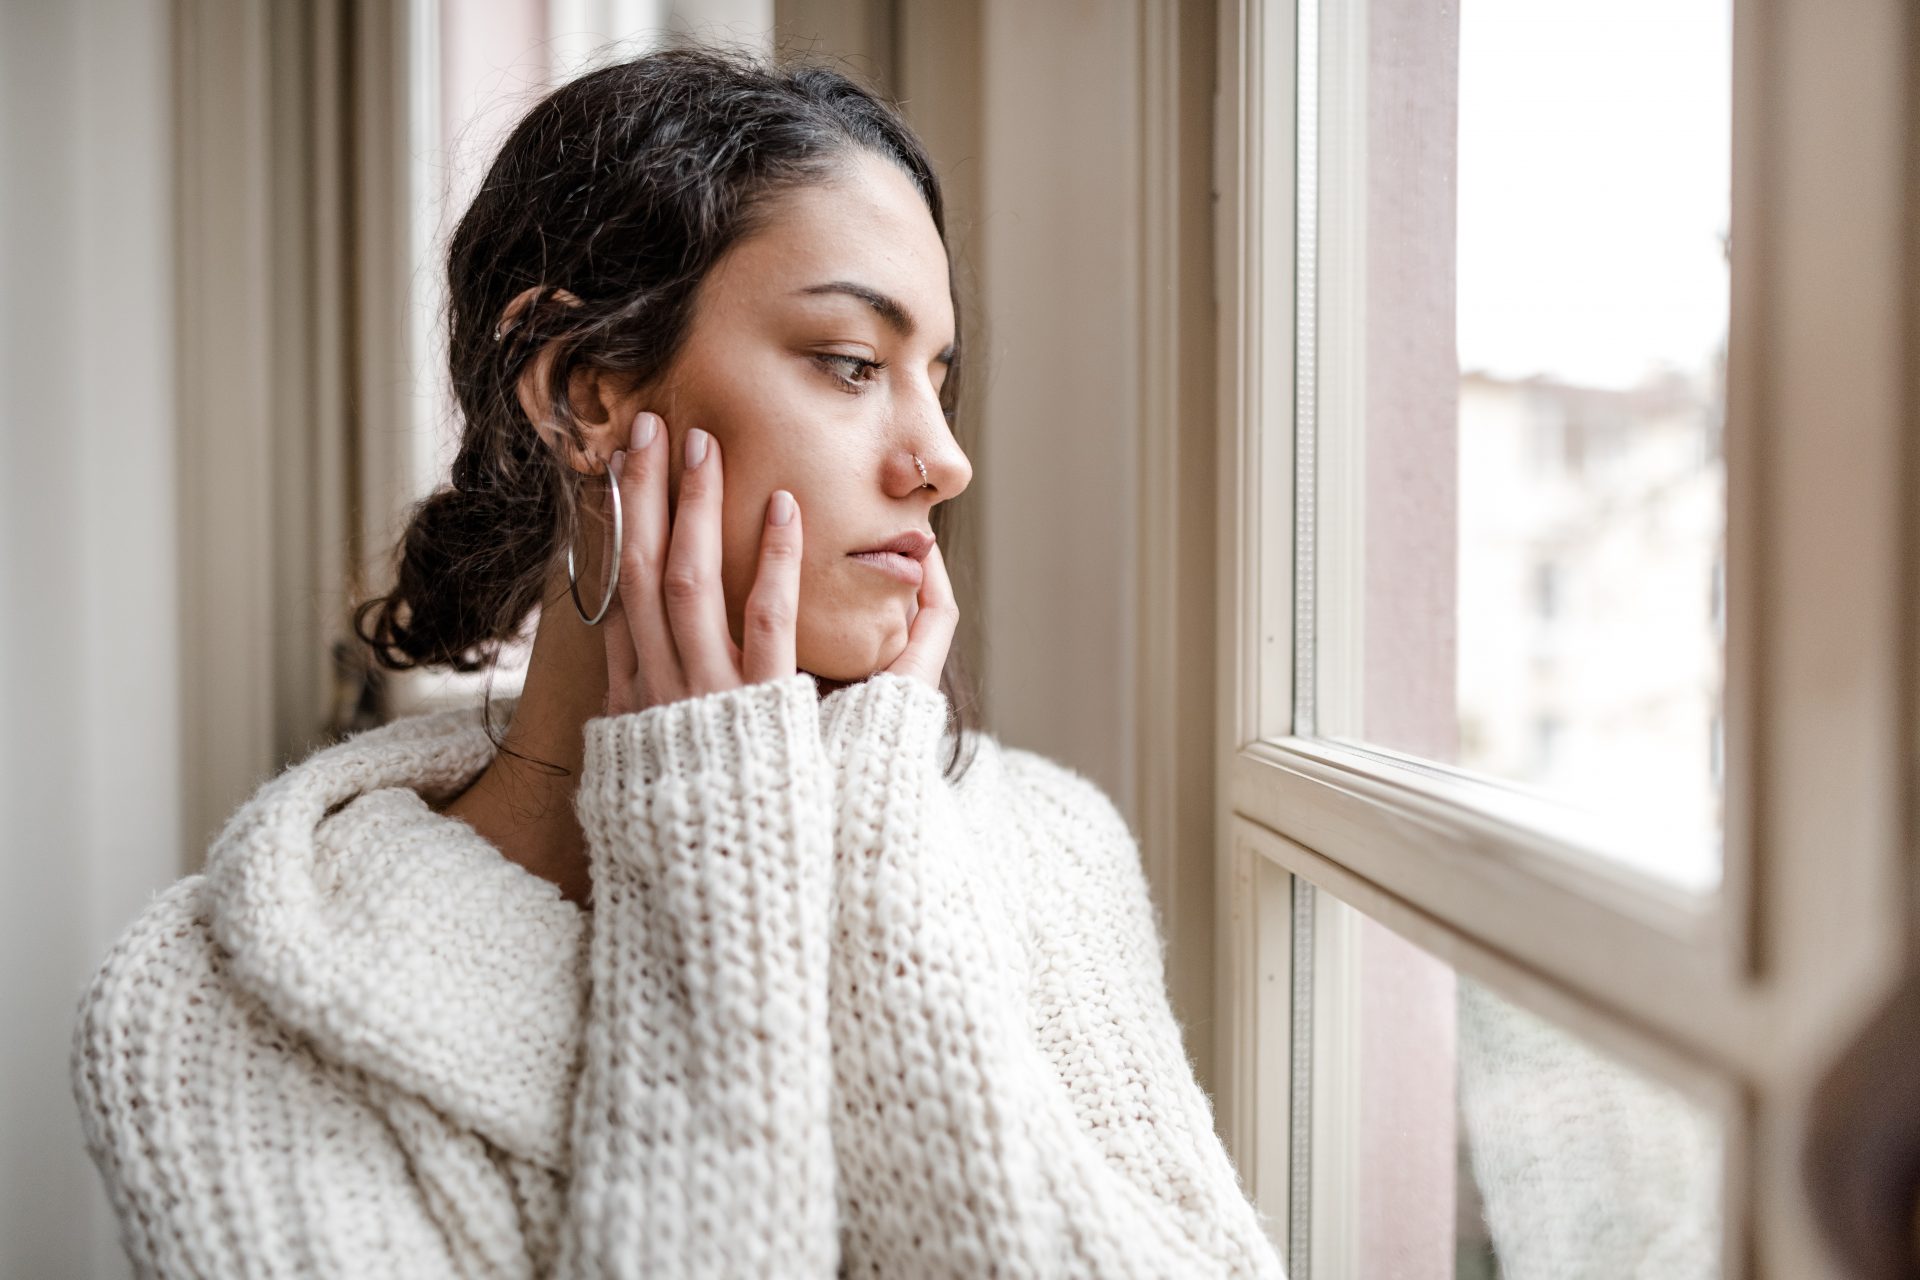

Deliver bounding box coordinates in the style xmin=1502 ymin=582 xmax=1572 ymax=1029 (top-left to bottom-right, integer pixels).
xmin=741 ymin=489 xmax=802 ymax=684
xmin=660 ymin=425 xmax=741 ymax=694
xmin=885 ymin=539 xmax=959 ymax=690
xmin=614 ymin=411 xmax=684 ymax=705
xmin=600 ymin=579 xmax=639 ymax=716
xmin=603 ymin=406 xmax=808 ymax=712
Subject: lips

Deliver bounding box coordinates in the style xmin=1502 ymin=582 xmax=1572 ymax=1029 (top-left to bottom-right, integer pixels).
xmin=851 ymin=529 xmax=935 ymax=560
xmin=848 ymin=529 xmax=933 ymax=588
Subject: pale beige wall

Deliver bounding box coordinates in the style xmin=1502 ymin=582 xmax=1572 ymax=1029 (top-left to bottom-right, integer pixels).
xmin=2 ymin=3 xmax=179 ymax=1277
xmin=969 ymin=0 xmax=1143 ymax=815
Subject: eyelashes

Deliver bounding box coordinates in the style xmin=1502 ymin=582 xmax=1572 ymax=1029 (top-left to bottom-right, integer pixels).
xmin=815 ymin=353 xmax=886 ymax=392
xmin=814 ymin=352 xmax=957 ymax=423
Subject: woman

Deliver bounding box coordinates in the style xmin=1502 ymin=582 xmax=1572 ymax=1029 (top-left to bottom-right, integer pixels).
xmin=69 ymin=44 xmax=1287 ymax=1279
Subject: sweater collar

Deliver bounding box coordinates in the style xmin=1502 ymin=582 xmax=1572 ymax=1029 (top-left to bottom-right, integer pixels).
xmin=201 ymin=695 xmax=590 ymax=1173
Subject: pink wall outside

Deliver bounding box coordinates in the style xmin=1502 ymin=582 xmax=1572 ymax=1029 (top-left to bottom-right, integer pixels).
xmin=1355 ymin=0 xmax=1462 ymax=1275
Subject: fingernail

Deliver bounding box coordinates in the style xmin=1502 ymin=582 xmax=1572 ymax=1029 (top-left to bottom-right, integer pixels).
xmin=768 ymin=489 xmax=794 ymax=525
xmin=685 ymin=426 xmax=708 ymax=469
xmin=631 ymin=411 xmax=658 ymax=451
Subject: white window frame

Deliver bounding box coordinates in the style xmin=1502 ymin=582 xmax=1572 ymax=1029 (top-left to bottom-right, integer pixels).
xmin=1211 ymin=0 xmax=1916 ymax=1275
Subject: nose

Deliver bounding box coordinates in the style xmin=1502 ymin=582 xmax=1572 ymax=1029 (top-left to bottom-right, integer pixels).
xmin=914 ymin=430 xmax=972 ymax=499
xmin=904 ymin=386 xmax=972 ymax=501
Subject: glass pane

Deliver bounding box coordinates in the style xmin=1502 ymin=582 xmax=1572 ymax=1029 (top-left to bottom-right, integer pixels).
xmin=1305 ymin=890 xmax=1723 ymax=1278
xmin=1307 ymin=0 xmax=1733 ymax=890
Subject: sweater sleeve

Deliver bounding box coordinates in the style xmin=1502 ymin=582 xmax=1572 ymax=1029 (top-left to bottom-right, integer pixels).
xmin=817 ymin=673 xmax=1287 ymax=1279
xmin=553 ymin=672 xmax=840 ymax=1280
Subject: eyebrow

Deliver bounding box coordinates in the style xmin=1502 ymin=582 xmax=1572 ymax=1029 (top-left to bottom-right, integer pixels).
xmin=793 ymin=280 xmax=956 ymax=365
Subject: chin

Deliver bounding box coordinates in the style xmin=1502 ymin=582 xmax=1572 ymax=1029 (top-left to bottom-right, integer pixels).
xmin=797 ymin=632 xmax=911 ymax=685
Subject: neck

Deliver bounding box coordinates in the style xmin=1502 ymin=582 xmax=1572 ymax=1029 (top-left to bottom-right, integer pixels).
xmin=433 ymin=573 xmax=606 ymax=907
xmin=435 ymin=569 xmax=840 ymax=909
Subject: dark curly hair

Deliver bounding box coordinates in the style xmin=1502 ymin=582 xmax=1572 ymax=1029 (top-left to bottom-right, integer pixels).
xmin=352 ymin=40 xmax=982 ymax=782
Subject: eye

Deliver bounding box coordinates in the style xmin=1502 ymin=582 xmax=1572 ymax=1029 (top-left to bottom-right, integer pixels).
xmin=814 ymin=353 xmax=886 ymax=393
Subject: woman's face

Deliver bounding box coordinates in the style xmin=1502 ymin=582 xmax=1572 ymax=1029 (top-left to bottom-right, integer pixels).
xmin=599 ymin=149 xmax=971 ymax=682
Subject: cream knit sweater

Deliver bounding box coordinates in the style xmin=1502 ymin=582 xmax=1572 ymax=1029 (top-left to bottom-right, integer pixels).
xmin=70 ymin=671 xmax=1287 ymax=1278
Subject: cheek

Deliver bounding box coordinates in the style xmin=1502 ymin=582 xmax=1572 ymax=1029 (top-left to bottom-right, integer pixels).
xmin=680 ymin=408 xmax=868 ymax=602
xmin=718 ymin=446 xmax=861 ymax=566
xmin=716 ymin=485 xmax=825 ymax=616
xmin=719 ymin=484 xmax=880 ymax=628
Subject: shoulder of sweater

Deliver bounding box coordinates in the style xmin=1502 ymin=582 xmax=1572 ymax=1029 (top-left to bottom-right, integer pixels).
xmin=69 ymin=877 xmax=480 ymax=1275
xmin=970 ymin=738 xmax=1143 ymax=891
xmin=74 ymin=872 xmax=220 ymax=1025
xmin=977 ymin=742 xmax=1171 ymax=974
xmin=985 ymin=740 xmax=1133 ymax=842
xmin=71 ymin=873 xmax=345 ymax=1133
xmin=72 ymin=875 xmax=330 ymax=1097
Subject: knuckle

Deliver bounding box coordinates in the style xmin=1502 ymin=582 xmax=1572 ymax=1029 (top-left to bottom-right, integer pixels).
xmin=759 ymin=537 xmax=801 ymax=564
xmin=746 ymin=598 xmax=793 ymax=636
xmin=661 ymin=565 xmax=706 ymax=605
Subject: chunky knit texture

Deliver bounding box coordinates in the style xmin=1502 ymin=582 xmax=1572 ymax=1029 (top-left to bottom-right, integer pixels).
xmin=70 ymin=672 xmax=1286 ymax=1278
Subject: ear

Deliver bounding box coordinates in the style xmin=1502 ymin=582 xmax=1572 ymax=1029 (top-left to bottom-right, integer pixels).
xmin=515 ymin=351 xmax=626 ymax=477
xmin=500 ymin=287 xmax=619 ymax=476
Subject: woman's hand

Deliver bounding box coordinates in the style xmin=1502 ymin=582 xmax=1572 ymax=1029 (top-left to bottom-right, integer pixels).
xmin=879 ymin=538 xmax=958 ymax=692
xmin=599 ymin=409 xmax=803 ymax=717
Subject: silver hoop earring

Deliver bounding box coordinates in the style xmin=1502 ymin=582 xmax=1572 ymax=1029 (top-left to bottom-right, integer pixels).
xmin=567 ymin=465 xmax=622 ymax=625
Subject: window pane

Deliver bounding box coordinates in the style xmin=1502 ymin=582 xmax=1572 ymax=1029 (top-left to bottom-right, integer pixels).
xmin=1305 ymin=891 xmax=1723 ymax=1277
xmin=1307 ymin=0 xmax=1733 ymax=890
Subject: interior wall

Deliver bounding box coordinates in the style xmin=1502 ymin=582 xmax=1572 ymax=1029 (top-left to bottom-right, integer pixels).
xmin=0 ymin=1 xmax=179 ymax=1276
xmin=970 ymin=0 xmax=1143 ymax=817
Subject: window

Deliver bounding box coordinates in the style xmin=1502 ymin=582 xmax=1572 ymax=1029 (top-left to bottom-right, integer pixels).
xmin=1306 ymin=0 xmax=1733 ymax=891
xmin=1213 ymin=0 xmax=1912 ymax=1274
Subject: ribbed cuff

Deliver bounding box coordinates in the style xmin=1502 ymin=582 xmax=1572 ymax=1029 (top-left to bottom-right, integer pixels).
xmin=817 ymin=671 xmax=953 ymax=769
xmin=576 ymin=673 xmax=827 ymax=864
xmin=564 ymin=669 xmax=840 ymax=1277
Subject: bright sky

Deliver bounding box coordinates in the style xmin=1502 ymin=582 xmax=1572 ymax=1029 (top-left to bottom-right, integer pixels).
xmin=1456 ymin=0 xmax=1733 ymax=390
